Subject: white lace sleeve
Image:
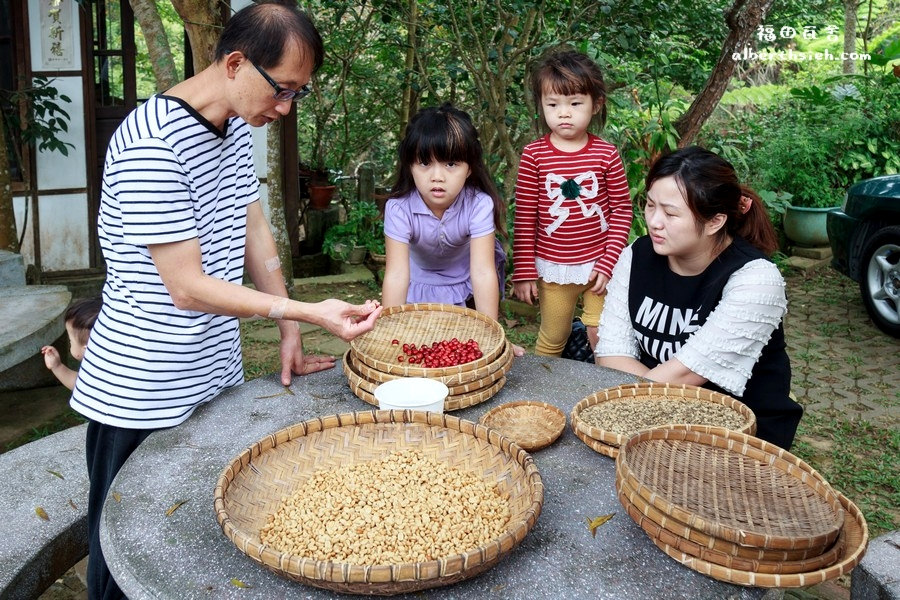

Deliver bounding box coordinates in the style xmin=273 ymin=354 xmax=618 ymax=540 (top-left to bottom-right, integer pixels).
xmin=676 ymin=259 xmax=787 ymax=396
xmin=595 ymin=244 xmax=640 ymax=358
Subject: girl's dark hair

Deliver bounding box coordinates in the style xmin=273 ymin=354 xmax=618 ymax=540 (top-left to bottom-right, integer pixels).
xmin=65 ymin=296 xmax=102 ymax=345
xmin=531 ymin=50 xmax=607 ymax=131
xmin=645 ymin=146 xmax=778 ymax=256
xmin=215 ymin=2 xmax=323 ymax=72
xmin=391 ymin=103 xmax=506 ymax=238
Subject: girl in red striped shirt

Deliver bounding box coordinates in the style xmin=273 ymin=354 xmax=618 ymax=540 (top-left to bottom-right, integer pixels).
xmin=512 ymin=50 xmax=633 ymax=357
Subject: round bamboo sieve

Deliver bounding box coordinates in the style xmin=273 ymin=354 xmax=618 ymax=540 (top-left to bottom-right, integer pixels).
xmin=571 ymin=421 xmax=619 ymax=458
xmin=615 ymin=470 xmax=844 ymax=571
xmin=572 ymin=383 xmax=756 ymax=448
xmin=616 ymin=427 xmax=845 ymax=551
xmin=478 ymin=401 xmax=566 ymax=452
xmin=648 ymin=491 xmax=867 ymax=588
xmin=347 ymin=370 xmax=508 ymax=413
xmin=214 ymin=410 xmax=544 ymax=595
xmin=350 ymin=303 xmax=506 ymax=377
xmin=348 ymin=342 xmax=513 ymax=390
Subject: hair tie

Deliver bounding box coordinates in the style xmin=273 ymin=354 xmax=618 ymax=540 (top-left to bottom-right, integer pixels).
xmin=739 ymin=195 xmax=752 ymax=215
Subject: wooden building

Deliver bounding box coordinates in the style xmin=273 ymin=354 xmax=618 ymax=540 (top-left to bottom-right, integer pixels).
xmin=2 ymin=0 xmax=301 ymax=282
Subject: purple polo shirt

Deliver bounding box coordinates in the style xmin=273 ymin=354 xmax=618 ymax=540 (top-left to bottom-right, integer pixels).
xmin=384 ymin=186 xmax=501 ymax=306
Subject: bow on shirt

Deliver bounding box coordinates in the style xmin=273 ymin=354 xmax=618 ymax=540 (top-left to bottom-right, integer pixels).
xmin=543 ymin=172 xmax=609 ymax=236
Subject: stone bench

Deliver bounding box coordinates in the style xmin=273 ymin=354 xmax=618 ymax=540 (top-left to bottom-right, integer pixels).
xmin=0 ymin=285 xmax=72 ymax=392
xmin=0 ymin=424 xmax=88 ymax=600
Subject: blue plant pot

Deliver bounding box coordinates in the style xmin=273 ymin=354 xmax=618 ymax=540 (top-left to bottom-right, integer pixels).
xmin=783 ymin=205 xmax=840 ymax=247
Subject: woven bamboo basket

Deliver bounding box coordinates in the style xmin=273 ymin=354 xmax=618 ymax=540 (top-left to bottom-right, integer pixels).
xmin=572 ymin=383 xmax=756 ymax=449
xmin=616 ymin=471 xmax=844 ymax=572
xmin=478 ymin=401 xmax=566 ymax=452
xmin=650 ymin=491 xmax=867 ymax=587
xmin=350 ymin=304 xmax=506 ymax=377
xmin=616 ymin=427 xmax=845 ymax=551
xmin=347 ymin=342 xmax=514 ymax=391
xmin=214 ymin=410 xmax=544 ymax=595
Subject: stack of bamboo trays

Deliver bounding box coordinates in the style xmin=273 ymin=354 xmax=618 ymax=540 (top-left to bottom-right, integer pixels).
xmin=343 ymin=303 xmax=512 ymax=411
xmin=615 ymin=426 xmax=868 ymax=587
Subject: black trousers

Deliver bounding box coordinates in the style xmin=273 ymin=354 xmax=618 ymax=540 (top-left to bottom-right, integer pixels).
xmin=85 ymin=420 xmax=157 ymax=600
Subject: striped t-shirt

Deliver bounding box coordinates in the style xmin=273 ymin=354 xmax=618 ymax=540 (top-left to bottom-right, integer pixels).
xmin=70 ymin=95 xmax=259 ymax=429
xmin=512 ymin=133 xmax=632 ymax=282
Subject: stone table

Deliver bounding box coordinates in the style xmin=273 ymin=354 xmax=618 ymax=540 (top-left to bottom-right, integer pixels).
xmin=101 ymin=355 xmax=765 ymax=599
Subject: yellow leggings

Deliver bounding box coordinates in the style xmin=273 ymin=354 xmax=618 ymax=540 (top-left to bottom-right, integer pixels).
xmin=535 ymin=279 xmax=606 ymax=357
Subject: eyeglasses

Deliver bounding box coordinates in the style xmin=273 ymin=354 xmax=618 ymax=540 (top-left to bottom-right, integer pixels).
xmin=250 ymin=60 xmax=311 ymax=103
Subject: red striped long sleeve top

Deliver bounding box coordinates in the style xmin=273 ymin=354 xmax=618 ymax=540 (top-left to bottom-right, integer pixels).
xmin=512 ymin=134 xmax=632 ymax=282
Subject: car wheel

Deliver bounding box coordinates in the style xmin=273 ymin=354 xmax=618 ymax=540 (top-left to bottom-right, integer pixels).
xmin=858 ymin=225 xmax=900 ymax=338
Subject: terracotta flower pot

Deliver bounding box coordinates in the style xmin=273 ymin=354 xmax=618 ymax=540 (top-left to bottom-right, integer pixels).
xmin=309 ymin=185 xmax=336 ymax=210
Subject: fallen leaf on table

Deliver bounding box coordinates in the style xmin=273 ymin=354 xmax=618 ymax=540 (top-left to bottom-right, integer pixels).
xmin=586 ymin=513 xmax=615 ymax=537
xmin=230 ymin=578 xmax=251 ymax=588
xmin=47 ymin=469 xmax=64 ymax=480
xmin=541 ymin=362 xmax=553 ymax=372
xmin=165 ymin=499 xmax=189 ymax=516
xmin=35 ymin=507 xmax=50 ymax=521
xmin=254 ymin=387 xmax=293 ymax=399
xmin=112 ymin=492 xmax=121 ymax=503
xmin=69 ymin=499 xmax=78 ymax=510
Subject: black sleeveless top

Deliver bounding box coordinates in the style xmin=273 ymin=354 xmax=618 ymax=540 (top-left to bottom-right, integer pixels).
xmin=628 ymin=235 xmax=802 ymax=449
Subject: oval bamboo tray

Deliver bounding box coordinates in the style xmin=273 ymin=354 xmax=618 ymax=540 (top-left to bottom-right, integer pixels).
xmin=214 ymin=410 xmax=544 ymax=595
xmin=616 ymin=427 xmax=845 ymax=551
xmin=348 ymin=341 xmax=514 ymax=389
xmin=649 ymin=491 xmax=867 ymax=587
xmin=478 ymin=401 xmax=566 ymax=452
xmin=616 ymin=471 xmax=844 ymax=571
xmin=350 ymin=303 xmax=506 ymax=377
xmin=572 ymin=383 xmax=756 ymax=449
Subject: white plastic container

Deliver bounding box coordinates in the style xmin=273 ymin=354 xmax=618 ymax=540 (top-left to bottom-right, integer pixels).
xmin=374 ymin=378 xmax=449 ymax=413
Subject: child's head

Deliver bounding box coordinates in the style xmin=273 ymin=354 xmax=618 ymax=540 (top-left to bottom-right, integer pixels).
xmin=64 ymin=296 xmax=101 ymax=361
xmin=392 ymin=103 xmax=505 ymax=235
xmin=531 ymin=50 xmax=607 ymax=131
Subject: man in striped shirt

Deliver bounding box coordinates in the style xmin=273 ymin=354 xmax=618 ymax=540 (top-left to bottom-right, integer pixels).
xmin=70 ymin=4 xmax=382 ymax=598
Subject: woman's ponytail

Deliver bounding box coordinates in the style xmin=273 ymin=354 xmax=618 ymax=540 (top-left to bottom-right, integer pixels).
xmin=734 ymin=186 xmax=778 ymax=256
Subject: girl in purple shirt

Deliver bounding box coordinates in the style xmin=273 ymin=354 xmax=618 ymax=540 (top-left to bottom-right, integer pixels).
xmin=382 ymin=104 xmax=507 ymax=320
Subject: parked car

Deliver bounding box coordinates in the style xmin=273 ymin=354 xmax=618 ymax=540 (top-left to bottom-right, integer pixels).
xmin=827 ymin=175 xmax=900 ymax=337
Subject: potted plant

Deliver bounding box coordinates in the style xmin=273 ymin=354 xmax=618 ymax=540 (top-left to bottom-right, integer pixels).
xmin=751 ymin=114 xmax=844 ymax=247
xmin=322 ymin=199 xmax=383 ymax=265
xmin=299 ymin=162 xmax=337 ymax=210
xmin=308 ymin=168 xmax=336 ymax=210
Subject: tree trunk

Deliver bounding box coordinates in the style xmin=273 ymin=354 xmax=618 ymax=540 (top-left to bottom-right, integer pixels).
xmin=398 ymin=0 xmax=417 ymax=137
xmin=0 ymin=120 xmax=18 ymax=252
xmin=266 ymin=120 xmax=294 ymax=290
xmin=128 ymin=0 xmax=179 ymax=90
xmin=843 ymin=0 xmax=859 ymax=74
xmin=674 ymin=0 xmax=775 ymax=146
xmin=170 ymin=0 xmax=222 ymax=72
